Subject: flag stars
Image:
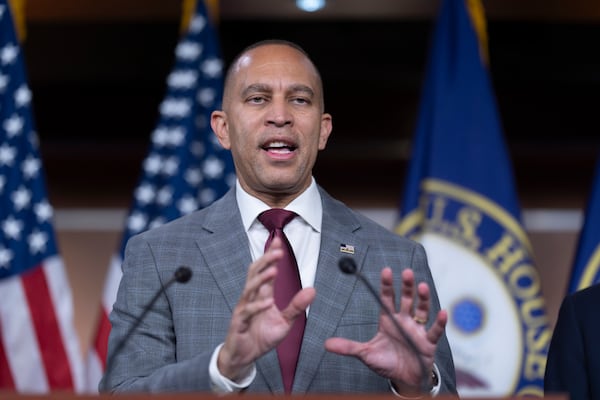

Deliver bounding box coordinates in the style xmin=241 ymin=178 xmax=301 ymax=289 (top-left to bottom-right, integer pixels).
xmin=0 ymin=245 xmax=13 ymax=269
xmin=203 ymin=156 xmax=224 ymax=179
xmin=197 ymin=88 xmax=216 ymax=107
xmin=4 ymin=113 xmax=24 ymax=137
xmin=168 ymin=70 xmax=198 ymax=90
xmin=0 ymin=175 xmax=5 ymax=194
xmin=185 ymin=168 xmax=203 ymax=186
xmin=160 ymin=98 xmax=192 ymax=119
xmin=34 ymin=201 xmax=53 ymax=222
xmin=152 ymin=126 xmax=185 ymax=147
xmin=199 ymin=188 xmax=217 ymax=206
xmin=22 ymin=156 xmax=41 ymax=179
xmin=148 ymin=217 xmax=166 ymax=229
xmin=189 ymin=15 xmax=206 ymax=33
xmin=0 ymin=143 xmax=16 ymax=166
xmin=157 ymin=187 xmax=173 ymax=206
xmin=167 ymin=128 xmax=185 ymax=146
xmin=201 ymin=58 xmax=223 ymax=79
xmin=0 ymin=42 xmax=18 ymax=65
xmin=143 ymin=154 xmax=162 ymax=176
xmin=175 ymin=41 xmax=202 ymax=62
xmin=152 ymin=128 xmax=169 ymax=147
xmin=135 ymin=183 xmax=156 ymax=205
xmin=12 ymin=185 xmax=31 ymax=211
xmin=28 ymin=229 xmax=48 ymax=254
xmin=127 ymin=212 xmax=148 ymax=233
xmin=15 ymin=84 xmax=32 ymax=107
xmin=177 ymin=195 xmax=197 ymax=215
xmin=162 ymin=156 xmax=179 ymax=176
xmin=148 ymin=217 xmax=166 ymax=230
xmin=2 ymin=216 xmax=23 ymax=240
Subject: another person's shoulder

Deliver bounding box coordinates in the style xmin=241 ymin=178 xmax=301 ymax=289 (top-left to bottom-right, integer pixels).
xmin=570 ymin=283 xmax=600 ymax=306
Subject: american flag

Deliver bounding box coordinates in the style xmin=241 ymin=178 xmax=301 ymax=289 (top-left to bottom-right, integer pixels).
xmin=0 ymin=1 xmax=85 ymax=392
xmin=85 ymin=0 xmax=235 ymax=391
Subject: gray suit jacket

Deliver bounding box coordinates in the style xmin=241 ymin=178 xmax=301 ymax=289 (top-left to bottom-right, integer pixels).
xmin=102 ymin=186 xmax=456 ymax=394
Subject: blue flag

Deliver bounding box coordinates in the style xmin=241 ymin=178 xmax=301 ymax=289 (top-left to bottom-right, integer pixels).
xmin=86 ymin=0 xmax=235 ymax=390
xmin=395 ymin=0 xmax=550 ymax=396
xmin=568 ymin=155 xmax=600 ymax=293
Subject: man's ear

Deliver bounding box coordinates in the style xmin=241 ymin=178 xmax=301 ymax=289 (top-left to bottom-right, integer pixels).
xmin=210 ymin=110 xmax=231 ymax=149
xmin=318 ymin=113 xmax=333 ymax=150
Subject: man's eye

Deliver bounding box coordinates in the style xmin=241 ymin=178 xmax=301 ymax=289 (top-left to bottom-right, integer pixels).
xmin=292 ymin=98 xmax=309 ymax=105
xmin=248 ymin=96 xmax=265 ymax=104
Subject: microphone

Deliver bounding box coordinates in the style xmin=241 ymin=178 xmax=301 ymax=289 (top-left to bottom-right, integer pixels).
xmin=101 ymin=266 xmax=192 ymax=390
xmin=338 ymin=257 xmax=430 ymax=393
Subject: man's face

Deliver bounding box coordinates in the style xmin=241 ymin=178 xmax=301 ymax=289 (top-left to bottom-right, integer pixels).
xmin=212 ymin=44 xmax=332 ymax=207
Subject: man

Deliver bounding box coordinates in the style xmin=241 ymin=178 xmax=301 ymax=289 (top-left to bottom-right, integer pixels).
xmin=545 ymin=283 xmax=600 ymax=399
xmin=101 ymin=40 xmax=456 ymax=396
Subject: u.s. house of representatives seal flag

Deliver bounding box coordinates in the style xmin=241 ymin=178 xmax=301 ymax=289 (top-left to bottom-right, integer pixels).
xmin=85 ymin=0 xmax=235 ymax=391
xmin=396 ymin=0 xmax=550 ymax=396
xmin=567 ymin=155 xmax=600 ymax=293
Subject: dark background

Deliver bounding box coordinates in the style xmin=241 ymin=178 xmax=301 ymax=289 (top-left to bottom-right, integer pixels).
xmin=22 ymin=0 xmax=600 ymax=209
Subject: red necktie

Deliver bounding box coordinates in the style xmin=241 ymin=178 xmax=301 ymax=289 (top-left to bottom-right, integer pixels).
xmin=258 ymin=208 xmax=306 ymax=393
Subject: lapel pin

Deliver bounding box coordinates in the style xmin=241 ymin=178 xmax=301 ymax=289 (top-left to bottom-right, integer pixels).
xmin=340 ymin=244 xmax=355 ymax=254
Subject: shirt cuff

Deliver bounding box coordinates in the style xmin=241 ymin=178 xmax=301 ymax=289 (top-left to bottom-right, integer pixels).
xmin=208 ymin=343 xmax=256 ymax=394
xmin=430 ymin=363 xmax=441 ymax=396
xmin=388 ymin=363 xmax=441 ymax=398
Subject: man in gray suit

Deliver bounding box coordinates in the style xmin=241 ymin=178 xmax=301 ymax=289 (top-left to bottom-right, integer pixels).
xmin=101 ymin=39 xmax=456 ymax=397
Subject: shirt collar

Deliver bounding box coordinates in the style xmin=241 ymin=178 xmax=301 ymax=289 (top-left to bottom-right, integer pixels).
xmin=236 ymin=178 xmax=322 ymax=233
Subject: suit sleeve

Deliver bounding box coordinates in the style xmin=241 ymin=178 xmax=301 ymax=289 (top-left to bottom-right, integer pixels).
xmin=544 ymin=294 xmax=589 ymax=398
xmin=99 ymin=234 xmax=215 ymax=393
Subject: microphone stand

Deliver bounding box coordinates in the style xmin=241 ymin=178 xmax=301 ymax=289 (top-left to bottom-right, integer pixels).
xmin=101 ymin=266 xmax=192 ymax=391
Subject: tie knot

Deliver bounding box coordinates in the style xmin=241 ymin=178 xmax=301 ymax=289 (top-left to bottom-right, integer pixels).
xmin=258 ymin=208 xmax=297 ymax=231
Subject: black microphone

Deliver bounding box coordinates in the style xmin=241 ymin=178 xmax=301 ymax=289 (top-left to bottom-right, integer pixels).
xmin=338 ymin=257 xmax=430 ymax=393
xmin=101 ymin=266 xmax=192 ymax=391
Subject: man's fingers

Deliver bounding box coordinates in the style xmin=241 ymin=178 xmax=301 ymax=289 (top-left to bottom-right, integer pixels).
xmin=242 ymin=238 xmax=284 ymax=302
xmin=379 ymin=267 xmax=397 ymax=315
xmin=324 ymin=337 xmax=363 ymax=357
xmin=426 ymin=310 xmax=448 ymax=343
xmin=281 ymin=287 xmax=316 ymax=322
xmin=412 ymin=282 xmax=431 ymax=326
xmin=242 ymin=261 xmax=277 ymax=303
xmin=399 ymin=268 xmax=416 ymax=315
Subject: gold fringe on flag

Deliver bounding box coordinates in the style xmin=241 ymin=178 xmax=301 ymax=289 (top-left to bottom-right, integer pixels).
xmin=180 ymin=0 xmax=219 ymax=34
xmin=465 ymin=0 xmax=489 ymax=65
xmin=8 ymin=0 xmax=26 ymax=41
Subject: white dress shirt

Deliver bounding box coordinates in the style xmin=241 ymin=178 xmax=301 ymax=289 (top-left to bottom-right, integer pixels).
xmin=238 ymin=178 xmax=322 ymax=291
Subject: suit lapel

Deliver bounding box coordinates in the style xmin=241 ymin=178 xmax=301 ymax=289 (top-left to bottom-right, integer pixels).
xmin=293 ymin=190 xmax=369 ymax=392
xmin=198 ymin=190 xmax=250 ymax=313
xmin=196 ymin=189 xmax=283 ymax=393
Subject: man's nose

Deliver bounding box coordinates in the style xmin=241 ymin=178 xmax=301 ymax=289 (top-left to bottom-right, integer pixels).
xmin=265 ymin=100 xmax=293 ymax=127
